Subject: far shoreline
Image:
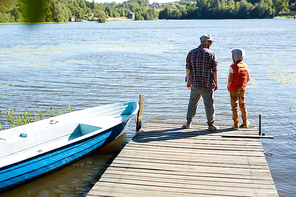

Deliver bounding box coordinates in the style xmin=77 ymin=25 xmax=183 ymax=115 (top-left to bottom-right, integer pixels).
xmin=106 ymin=17 xmax=134 ymax=21
xmin=0 ymin=16 xmax=294 ymax=25
xmin=0 ymin=18 xmax=133 ymax=25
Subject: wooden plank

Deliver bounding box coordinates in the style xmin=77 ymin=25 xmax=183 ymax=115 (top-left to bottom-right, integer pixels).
xmin=128 ymin=138 xmax=264 ymax=146
xmin=107 ymin=163 xmax=273 ymax=180
xmin=222 ymin=135 xmax=274 ymax=139
xmin=120 ymin=145 xmax=265 ymax=157
xmin=124 ymin=142 xmax=264 ymax=151
xmin=89 ymin=182 xmax=278 ymax=197
xmin=101 ymin=168 xmax=275 ymax=185
xmin=107 ymin=160 xmax=272 ymax=177
xmin=136 ymin=125 xmax=258 ymax=135
xmin=87 ymin=185 xmax=242 ymax=197
xmin=97 ymin=181 xmax=277 ymax=196
xmin=111 ymin=156 xmax=269 ymax=170
xmin=101 ymin=166 xmax=275 ymax=183
xmin=86 ymin=120 xmax=278 ymax=197
xmin=118 ymin=150 xmax=267 ymax=163
xmin=117 ymin=152 xmax=269 ymax=165
xmin=132 ymin=136 xmax=264 ymax=145
xmin=101 ymin=167 xmax=275 ymax=184
xmin=99 ymin=175 xmax=277 ymax=191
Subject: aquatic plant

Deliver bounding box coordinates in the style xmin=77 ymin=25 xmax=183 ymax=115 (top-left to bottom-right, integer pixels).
xmin=0 ymin=105 xmax=72 ymax=130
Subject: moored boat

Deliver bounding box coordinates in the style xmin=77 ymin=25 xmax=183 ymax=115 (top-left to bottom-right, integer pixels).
xmin=0 ymin=102 xmax=138 ymax=192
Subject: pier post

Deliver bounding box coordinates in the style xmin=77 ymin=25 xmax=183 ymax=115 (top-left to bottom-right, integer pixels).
xmin=259 ymin=114 xmax=262 ymax=136
xmin=136 ymin=94 xmax=144 ymax=132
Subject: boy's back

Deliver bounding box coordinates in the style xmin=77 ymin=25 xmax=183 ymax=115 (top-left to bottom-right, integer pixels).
xmin=228 ymin=60 xmax=249 ymax=91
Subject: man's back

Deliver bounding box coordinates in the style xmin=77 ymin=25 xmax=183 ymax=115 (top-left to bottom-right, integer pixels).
xmin=186 ymin=45 xmax=218 ymax=89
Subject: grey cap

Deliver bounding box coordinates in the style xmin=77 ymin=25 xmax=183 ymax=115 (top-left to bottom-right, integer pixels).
xmin=200 ymin=34 xmax=215 ymax=42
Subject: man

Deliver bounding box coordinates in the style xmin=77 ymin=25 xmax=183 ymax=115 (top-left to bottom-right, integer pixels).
xmin=183 ymin=34 xmax=218 ymax=131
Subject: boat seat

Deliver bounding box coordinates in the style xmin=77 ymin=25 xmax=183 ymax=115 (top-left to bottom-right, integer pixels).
xmin=68 ymin=124 xmax=103 ymax=141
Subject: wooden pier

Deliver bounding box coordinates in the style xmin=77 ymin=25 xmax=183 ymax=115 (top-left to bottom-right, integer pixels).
xmin=87 ymin=120 xmax=278 ymax=197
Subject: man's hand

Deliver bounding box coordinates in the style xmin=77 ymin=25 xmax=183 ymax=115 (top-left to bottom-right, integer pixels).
xmin=187 ymin=81 xmax=191 ymax=90
xmin=214 ymin=84 xmax=218 ymax=91
xmin=213 ymin=71 xmax=218 ymax=92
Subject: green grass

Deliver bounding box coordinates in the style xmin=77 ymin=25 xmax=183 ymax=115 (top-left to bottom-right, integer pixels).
xmin=0 ymin=105 xmax=72 ymax=130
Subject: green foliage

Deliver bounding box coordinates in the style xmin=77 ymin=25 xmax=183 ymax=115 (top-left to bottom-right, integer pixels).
xmin=23 ymin=0 xmax=45 ymax=22
xmin=273 ymin=0 xmax=289 ymax=14
xmin=134 ymin=7 xmax=158 ymax=20
xmin=0 ymin=105 xmax=72 ymax=130
xmin=0 ymin=0 xmax=294 ymax=23
xmin=96 ymin=10 xmax=107 ymax=22
xmin=158 ymin=0 xmax=287 ymax=19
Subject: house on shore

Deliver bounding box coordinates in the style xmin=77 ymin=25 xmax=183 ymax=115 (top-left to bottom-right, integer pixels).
xmin=69 ymin=16 xmax=88 ymax=22
xmin=151 ymin=2 xmax=163 ymax=8
xmin=128 ymin=12 xmax=135 ymax=20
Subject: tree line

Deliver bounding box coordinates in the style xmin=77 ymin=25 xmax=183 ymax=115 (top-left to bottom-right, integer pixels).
xmin=0 ymin=0 xmax=295 ymax=23
xmin=159 ymin=0 xmax=295 ymax=19
xmin=0 ymin=0 xmax=159 ymax=23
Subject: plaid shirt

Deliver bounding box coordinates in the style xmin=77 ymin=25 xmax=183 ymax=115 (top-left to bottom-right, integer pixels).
xmin=186 ymin=45 xmax=218 ymax=89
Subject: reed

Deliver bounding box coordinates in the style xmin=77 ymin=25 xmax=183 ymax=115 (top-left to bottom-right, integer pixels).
xmin=0 ymin=105 xmax=72 ymax=130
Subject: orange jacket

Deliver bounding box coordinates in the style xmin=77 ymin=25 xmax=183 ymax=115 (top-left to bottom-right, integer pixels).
xmin=228 ymin=60 xmax=249 ymax=91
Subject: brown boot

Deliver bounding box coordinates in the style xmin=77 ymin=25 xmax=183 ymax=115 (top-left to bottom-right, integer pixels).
xmin=233 ymin=123 xmax=239 ymax=130
xmin=243 ymin=120 xmax=250 ymax=128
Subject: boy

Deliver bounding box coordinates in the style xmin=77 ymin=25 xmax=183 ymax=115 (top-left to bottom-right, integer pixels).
xmin=227 ymin=48 xmax=250 ymax=130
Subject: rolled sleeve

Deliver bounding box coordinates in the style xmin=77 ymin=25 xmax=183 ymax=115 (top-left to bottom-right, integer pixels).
xmin=211 ymin=53 xmax=218 ymax=72
xmin=186 ymin=52 xmax=192 ymax=70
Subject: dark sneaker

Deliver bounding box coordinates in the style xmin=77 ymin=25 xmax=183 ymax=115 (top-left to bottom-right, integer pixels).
xmin=208 ymin=124 xmax=218 ymax=131
xmin=243 ymin=120 xmax=250 ymax=128
xmin=182 ymin=123 xmax=191 ymax=129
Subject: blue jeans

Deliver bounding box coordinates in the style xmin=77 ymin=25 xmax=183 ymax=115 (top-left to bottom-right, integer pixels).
xmin=186 ymin=85 xmax=215 ymax=125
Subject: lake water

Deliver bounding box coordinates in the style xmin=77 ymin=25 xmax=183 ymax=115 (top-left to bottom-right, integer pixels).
xmin=0 ymin=19 xmax=295 ymax=196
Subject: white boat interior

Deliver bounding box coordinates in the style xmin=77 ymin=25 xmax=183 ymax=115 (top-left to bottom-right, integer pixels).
xmin=0 ymin=103 xmax=136 ymax=168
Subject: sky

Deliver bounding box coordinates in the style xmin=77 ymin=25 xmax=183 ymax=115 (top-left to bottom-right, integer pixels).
xmin=92 ymin=0 xmax=174 ymax=4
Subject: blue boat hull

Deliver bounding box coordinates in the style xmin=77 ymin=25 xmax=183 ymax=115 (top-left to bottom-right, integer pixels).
xmin=0 ymin=102 xmax=137 ymax=192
